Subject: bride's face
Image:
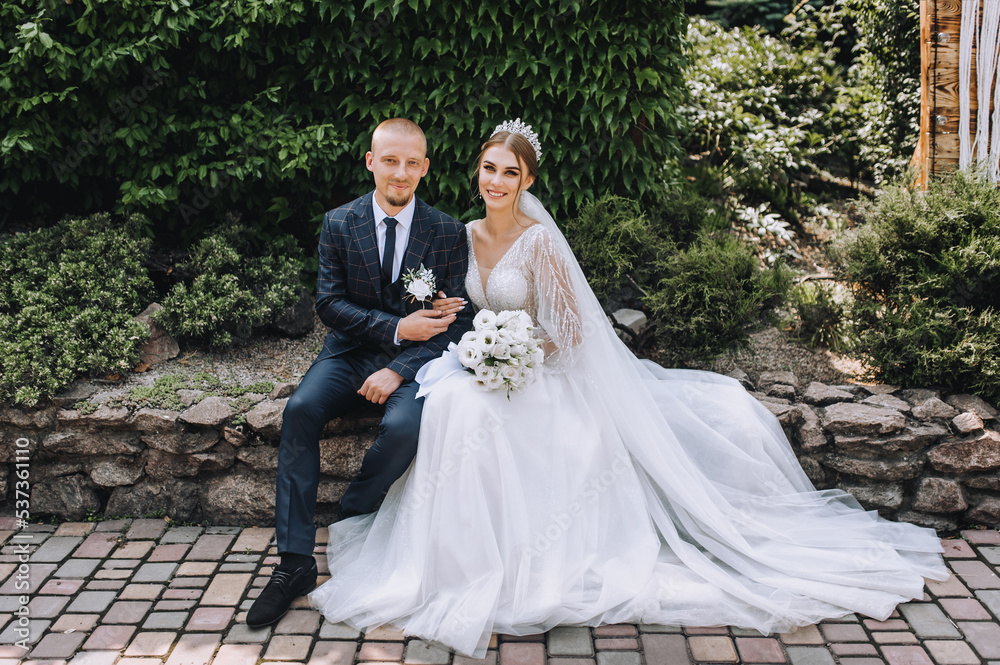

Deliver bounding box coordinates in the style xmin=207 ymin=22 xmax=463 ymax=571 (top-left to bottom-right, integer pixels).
xmin=478 ymin=146 xmax=533 ymax=213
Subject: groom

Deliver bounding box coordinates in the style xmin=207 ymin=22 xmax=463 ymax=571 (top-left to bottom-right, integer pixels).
xmin=247 ymin=118 xmax=473 ymax=627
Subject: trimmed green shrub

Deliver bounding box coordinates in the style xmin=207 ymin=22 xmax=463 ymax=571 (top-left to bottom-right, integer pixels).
xmin=831 ymin=170 xmax=1000 ymax=400
xmin=649 ymin=186 xmax=729 ymax=245
xmin=156 ymin=221 xmax=303 ymax=347
xmin=0 ymin=213 xmax=154 ymax=405
xmin=563 ymin=188 xmax=727 ymax=302
xmin=1 ymin=0 xmax=686 ymax=236
xmin=645 ymin=233 xmax=792 ymax=364
xmin=565 ymin=194 xmax=790 ymax=362
xmin=786 ymin=281 xmax=851 ymax=351
xmin=562 ymin=196 xmax=667 ymax=301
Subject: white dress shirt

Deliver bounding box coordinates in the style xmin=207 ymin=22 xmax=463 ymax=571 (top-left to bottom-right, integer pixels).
xmin=373 ymin=196 xmax=416 ymax=346
xmin=373 ymin=196 xmax=415 ymax=283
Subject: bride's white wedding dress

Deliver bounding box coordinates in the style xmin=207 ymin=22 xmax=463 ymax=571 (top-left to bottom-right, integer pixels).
xmin=310 ymin=192 xmax=947 ymax=658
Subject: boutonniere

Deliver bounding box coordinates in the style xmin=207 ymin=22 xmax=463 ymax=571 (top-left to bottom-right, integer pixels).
xmin=402 ymin=264 xmax=437 ymax=308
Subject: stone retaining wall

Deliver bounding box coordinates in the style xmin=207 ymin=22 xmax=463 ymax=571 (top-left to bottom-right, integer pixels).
xmin=746 ymin=371 xmax=1000 ymax=531
xmin=2 ymin=373 xmax=998 ymax=531
xmin=0 ymin=381 xmax=378 ymax=527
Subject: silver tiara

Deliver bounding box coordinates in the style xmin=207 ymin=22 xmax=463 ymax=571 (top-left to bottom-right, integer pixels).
xmin=492 ymin=118 xmax=542 ymax=162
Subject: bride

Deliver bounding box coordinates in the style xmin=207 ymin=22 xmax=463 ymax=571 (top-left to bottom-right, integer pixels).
xmin=309 ymin=120 xmax=947 ymax=657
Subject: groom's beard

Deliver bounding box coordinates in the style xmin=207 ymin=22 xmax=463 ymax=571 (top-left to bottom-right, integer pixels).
xmin=386 ymin=181 xmax=413 ymax=208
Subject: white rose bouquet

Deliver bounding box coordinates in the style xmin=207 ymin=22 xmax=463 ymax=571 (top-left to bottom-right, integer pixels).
xmin=401 ymin=264 xmax=436 ymax=308
xmin=457 ymin=309 xmax=544 ymax=397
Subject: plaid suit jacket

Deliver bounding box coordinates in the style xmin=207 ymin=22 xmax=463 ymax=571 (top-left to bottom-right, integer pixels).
xmin=314 ymin=191 xmax=473 ymax=382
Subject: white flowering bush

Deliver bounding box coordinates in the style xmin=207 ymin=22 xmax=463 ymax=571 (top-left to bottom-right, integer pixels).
xmin=679 ymin=15 xmax=842 ymax=213
xmin=0 ymin=214 xmax=154 ymax=405
xmin=733 ymin=201 xmax=799 ymax=264
xmin=736 ymin=203 xmax=793 ymax=240
xmin=458 ymin=309 xmax=544 ymax=397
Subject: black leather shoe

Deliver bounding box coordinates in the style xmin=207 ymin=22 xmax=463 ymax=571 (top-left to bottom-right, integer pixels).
xmin=246 ymin=559 xmax=318 ymax=628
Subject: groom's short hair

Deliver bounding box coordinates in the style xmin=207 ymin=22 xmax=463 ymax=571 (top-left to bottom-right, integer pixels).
xmin=371 ymin=118 xmax=426 ymax=154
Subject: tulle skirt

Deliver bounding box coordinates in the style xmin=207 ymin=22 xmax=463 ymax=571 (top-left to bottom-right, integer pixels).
xmin=310 ymin=364 xmax=947 ymax=658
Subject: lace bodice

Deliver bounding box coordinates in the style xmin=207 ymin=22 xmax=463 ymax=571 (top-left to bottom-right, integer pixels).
xmin=465 ymin=222 xmax=539 ymax=312
xmin=465 ymin=221 xmax=582 ymax=366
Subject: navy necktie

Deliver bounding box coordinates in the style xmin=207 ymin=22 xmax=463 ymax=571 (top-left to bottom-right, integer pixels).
xmin=381 ymin=217 xmax=398 ymax=284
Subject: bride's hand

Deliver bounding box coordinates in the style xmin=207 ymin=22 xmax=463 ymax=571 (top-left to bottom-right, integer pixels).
xmin=432 ymin=291 xmax=466 ymax=317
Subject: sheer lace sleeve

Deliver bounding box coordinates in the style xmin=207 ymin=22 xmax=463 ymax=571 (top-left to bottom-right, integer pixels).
xmin=528 ymin=227 xmax=583 ymax=369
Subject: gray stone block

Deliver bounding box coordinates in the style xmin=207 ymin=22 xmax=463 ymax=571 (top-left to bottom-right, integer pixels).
xmin=132 ymin=562 xmax=178 ymax=583
xmin=975 ymin=589 xmax=1000 ymax=616
xmin=159 ymin=526 xmax=204 ymax=544
xmin=785 ymin=646 xmax=837 ymax=665
xmin=319 ymin=621 xmax=361 ymax=639
xmin=404 ymin=640 xmax=452 ymax=665
xmin=28 ymin=536 xmax=83 ymax=563
xmin=547 ymin=626 xmax=594 ymax=656
xmin=55 ymin=558 xmax=101 ymax=579
xmin=65 ymin=590 xmax=117 ymax=613
xmin=897 ymin=602 xmax=961 ymax=637
xmin=596 ymin=652 xmax=642 ymax=665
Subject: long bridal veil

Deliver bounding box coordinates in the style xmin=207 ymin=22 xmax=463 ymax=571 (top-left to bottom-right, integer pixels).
xmin=514 ymin=190 xmax=947 ymax=630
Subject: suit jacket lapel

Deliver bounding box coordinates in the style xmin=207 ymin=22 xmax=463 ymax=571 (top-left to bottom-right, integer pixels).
xmin=350 ymin=192 xmax=384 ymax=306
xmin=402 ymin=198 xmax=434 ymax=275
xmin=400 ymin=199 xmax=436 ymax=314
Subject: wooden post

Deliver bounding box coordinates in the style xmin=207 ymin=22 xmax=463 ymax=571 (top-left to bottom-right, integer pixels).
xmin=915 ymin=0 xmax=982 ymax=187
xmin=914 ymin=0 xmax=930 ymax=186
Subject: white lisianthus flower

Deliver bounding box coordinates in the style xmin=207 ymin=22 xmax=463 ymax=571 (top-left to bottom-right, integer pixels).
xmin=473 ymin=309 xmax=497 ymax=330
xmin=495 ymin=310 xmax=518 ymax=328
xmin=459 ymin=344 xmax=483 ymax=368
xmin=529 ymin=347 xmax=544 ymax=366
xmin=499 ymin=364 xmax=520 ymax=381
xmin=477 ymin=330 xmax=497 ymax=353
xmin=460 ymin=308 xmax=544 ymax=396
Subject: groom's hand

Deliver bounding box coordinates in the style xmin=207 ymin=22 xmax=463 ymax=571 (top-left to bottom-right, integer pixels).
xmin=397 ymin=309 xmax=456 ymax=342
xmin=358 ymin=368 xmax=404 ymax=404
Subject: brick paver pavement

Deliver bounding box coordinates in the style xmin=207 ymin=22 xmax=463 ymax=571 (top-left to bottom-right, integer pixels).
xmin=2 ymin=517 xmax=1000 ymax=664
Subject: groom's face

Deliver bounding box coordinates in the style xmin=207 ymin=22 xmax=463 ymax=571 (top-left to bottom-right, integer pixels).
xmin=366 ymin=131 xmax=430 ymax=214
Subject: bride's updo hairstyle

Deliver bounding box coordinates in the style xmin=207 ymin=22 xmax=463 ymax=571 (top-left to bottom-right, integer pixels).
xmin=473 ymin=130 xmax=539 ymax=222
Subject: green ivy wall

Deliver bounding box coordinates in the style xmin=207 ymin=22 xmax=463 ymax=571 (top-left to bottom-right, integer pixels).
xmin=0 ymin=0 xmax=686 ymax=238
